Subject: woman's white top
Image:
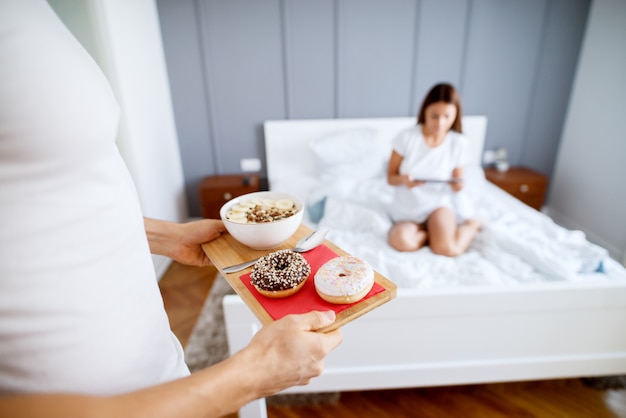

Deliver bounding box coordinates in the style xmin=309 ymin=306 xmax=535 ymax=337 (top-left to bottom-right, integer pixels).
xmin=389 ymin=125 xmax=470 ymax=224
xmin=0 ymin=0 xmax=188 ymax=395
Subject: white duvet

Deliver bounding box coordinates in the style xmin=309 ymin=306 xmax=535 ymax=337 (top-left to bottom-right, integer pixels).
xmin=272 ymin=168 xmax=625 ymax=289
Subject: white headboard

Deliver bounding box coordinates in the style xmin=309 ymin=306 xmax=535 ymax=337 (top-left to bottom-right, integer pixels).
xmin=263 ymin=115 xmax=487 ymax=185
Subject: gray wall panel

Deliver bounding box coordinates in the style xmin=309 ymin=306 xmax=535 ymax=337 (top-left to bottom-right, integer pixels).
xmin=156 ymin=0 xmax=215 ymax=214
xmin=201 ymin=0 xmax=286 ymax=174
xmin=462 ymin=0 xmax=547 ymax=163
xmin=522 ymin=0 xmax=590 ymax=178
xmin=413 ymin=0 xmax=469 ymax=114
xmin=157 ymin=0 xmax=590 ymax=217
xmin=339 ymin=0 xmax=417 ymax=117
xmin=287 ymin=0 xmax=336 ymax=119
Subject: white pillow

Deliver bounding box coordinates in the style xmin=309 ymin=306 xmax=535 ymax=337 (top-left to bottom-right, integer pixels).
xmin=308 ymin=128 xmax=386 ymax=181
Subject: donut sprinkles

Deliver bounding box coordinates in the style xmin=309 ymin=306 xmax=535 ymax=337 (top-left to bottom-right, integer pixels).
xmin=314 ymin=256 xmax=374 ymax=304
xmin=250 ymin=249 xmax=311 ymax=298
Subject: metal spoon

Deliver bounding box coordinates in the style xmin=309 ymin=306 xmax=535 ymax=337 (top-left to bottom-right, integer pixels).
xmin=221 ymin=228 xmax=329 ymax=274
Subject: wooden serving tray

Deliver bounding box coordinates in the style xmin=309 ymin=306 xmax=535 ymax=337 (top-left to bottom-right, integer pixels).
xmin=202 ymin=224 xmax=397 ymax=333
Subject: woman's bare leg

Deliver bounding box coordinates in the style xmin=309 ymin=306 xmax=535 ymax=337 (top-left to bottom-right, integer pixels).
xmin=427 ymin=207 xmax=482 ymax=256
xmin=388 ymin=221 xmax=428 ymax=252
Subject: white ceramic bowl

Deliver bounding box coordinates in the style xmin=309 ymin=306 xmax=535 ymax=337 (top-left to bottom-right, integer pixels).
xmin=219 ymin=191 xmax=304 ymax=250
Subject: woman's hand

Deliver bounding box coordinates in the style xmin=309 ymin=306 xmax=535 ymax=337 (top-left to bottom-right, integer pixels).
xmin=388 ymin=151 xmax=424 ymax=188
xmin=406 ymin=177 xmax=426 ymax=188
xmin=144 ymin=218 xmax=226 ymax=266
xmin=449 ymin=179 xmax=464 ymax=192
xmin=450 ymin=167 xmax=465 ymax=192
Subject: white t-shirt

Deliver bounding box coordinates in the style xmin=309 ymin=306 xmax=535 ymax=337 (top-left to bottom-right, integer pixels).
xmin=0 ymin=0 xmax=188 ymax=395
xmin=389 ymin=125 xmax=470 ymax=224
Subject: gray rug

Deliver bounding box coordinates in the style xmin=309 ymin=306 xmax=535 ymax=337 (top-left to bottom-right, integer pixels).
xmin=184 ymin=273 xmax=340 ymax=406
xmin=185 ymin=273 xmax=233 ymax=371
xmin=582 ymin=375 xmax=626 ymax=390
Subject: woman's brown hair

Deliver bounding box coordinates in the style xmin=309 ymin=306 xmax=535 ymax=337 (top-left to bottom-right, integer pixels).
xmin=417 ymin=83 xmax=463 ymax=133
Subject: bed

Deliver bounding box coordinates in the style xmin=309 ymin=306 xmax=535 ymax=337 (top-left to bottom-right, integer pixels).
xmin=223 ymin=116 xmax=626 ymax=418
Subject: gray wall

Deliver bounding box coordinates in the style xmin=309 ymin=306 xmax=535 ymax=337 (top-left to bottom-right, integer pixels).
xmin=156 ymin=0 xmax=590 ymax=217
xmin=548 ymin=0 xmax=626 ymax=263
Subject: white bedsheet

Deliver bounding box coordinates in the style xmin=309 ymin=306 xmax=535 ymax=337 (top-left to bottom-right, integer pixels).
xmin=272 ymin=168 xmax=626 ymax=289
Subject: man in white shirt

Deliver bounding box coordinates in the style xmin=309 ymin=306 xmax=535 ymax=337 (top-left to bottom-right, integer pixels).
xmin=0 ymin=1 xmax=341 ymax=416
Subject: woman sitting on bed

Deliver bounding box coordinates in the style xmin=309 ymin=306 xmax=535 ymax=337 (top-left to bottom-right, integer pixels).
xmin=386 ymin=82 xmax=482 ymax=256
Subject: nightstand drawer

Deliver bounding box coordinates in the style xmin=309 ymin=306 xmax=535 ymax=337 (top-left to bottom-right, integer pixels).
xmin=484 ymin=167 xmax=548 ymax=210
xmin=496 ymin=181 xmax=544 ymax=198
xmin=499 ymin=186 xmax=545 ymax=210
xmin=199 ymin=174 xmax=260 ymax=219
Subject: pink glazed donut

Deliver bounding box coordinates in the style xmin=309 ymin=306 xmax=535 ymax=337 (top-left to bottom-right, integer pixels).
xmin=314 ymin=256 xmax=374 ymax=304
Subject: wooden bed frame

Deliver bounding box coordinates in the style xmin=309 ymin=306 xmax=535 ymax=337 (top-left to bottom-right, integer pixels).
xmin=223 ymin=116 xmax=626 ymax=418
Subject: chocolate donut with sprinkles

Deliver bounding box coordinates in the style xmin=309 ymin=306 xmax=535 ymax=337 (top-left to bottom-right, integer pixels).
xmin=250 ymin=249 xmax=311 ymax=298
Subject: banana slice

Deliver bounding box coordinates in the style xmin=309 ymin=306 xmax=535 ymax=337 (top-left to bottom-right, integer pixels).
xmin=229 ymin=217 xmax=247 ymax=224
xmin=261 ymin=199 xmax=275 ymax=207
xmin=225 ymin=210 xmax=243 ymax=219
xmin=229 ymin=204 xmax=249 ymax=213
xmin=275 ymin=198 xmax=294 ymax=210
xmin=238 ymin=200 xmax=256 ymax=209
xmin=226 ymin=211 xmax=247 ymax=222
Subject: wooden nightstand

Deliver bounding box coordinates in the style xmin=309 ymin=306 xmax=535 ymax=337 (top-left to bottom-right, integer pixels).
xmin=199 ymin=174 xmax=260 ymax=219
xmin=484 ymin=166 xmax=548 ymax=210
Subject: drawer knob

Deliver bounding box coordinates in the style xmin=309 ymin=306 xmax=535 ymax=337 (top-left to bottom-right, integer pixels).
xmin=519 ymin=184 xmax=529 ymax=193
xmin=223 ymin=192 xmax=232 ymax=200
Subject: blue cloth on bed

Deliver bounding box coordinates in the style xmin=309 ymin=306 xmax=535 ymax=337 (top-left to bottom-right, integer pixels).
xmin=307 ymin=196 xmax=327 ymax=224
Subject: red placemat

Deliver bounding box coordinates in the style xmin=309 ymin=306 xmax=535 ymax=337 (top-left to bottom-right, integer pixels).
xmin=240 ymin=245 xmax=385 ymax=320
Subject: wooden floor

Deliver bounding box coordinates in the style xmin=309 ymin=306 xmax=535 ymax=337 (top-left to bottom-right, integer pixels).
xmin=159 ymin=261 xmax=626 ymax=418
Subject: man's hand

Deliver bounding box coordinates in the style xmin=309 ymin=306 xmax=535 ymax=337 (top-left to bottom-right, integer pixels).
xmin=144 ymin=218 xmax=226 ymax=266
xmin=236 ymin=310 xmax=343 ymax=397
